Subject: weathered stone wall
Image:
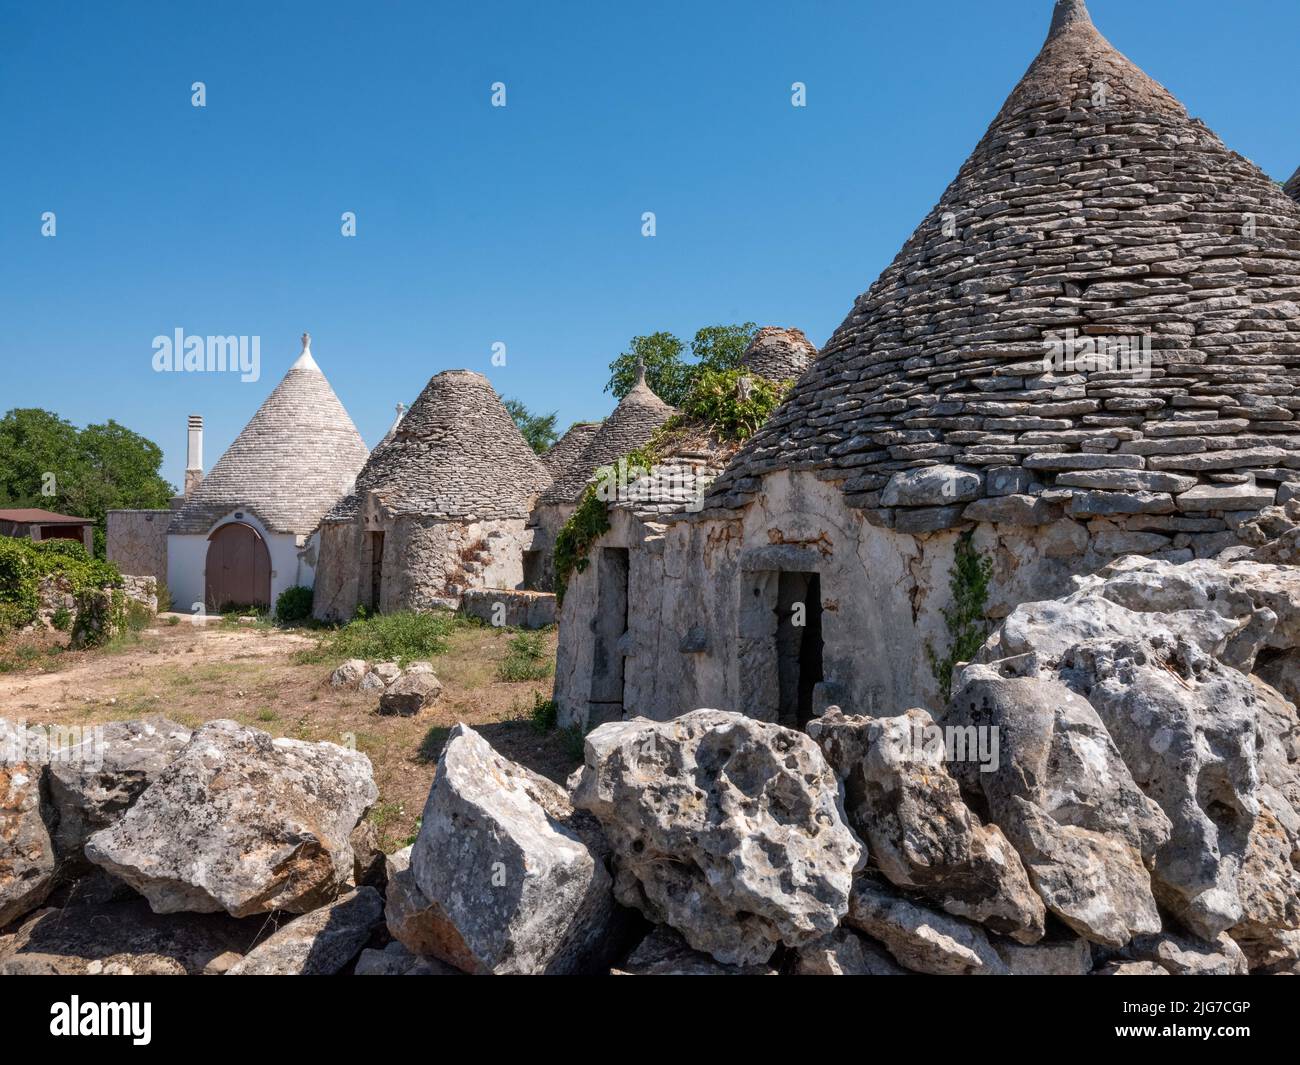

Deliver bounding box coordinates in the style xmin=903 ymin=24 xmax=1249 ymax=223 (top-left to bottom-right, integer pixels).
xmin=554 ymin=467 xmax=1270 ymax=732
xmin=314 ymin=513 xmax=536 ymax=620
xmin=312 ymin=522 xmax=363 ymax=621
xmin=106 ymin=510 xmax=170 ymax=586
xmin=525 ymin=502 xmax=575 ymax=592
xmin=461 ymin=589 xmax=556 ymax=629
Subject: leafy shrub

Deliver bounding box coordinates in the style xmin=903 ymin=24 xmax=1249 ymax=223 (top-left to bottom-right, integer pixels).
xmin=274 ymin=585 xmax=314 ymax=625
xmin=50 ymin=606 xmax=72 ymax=631
xmin=124 ymin=600 xmax=153 ymax=633
xmin=298 ymin=610 xmax=463 ymax=667
xmin=679 ymin=368 xmax=792 ymax=442
xmin=553 ymin=485 xmax=613 ymax=606
xmin=528 ymin=691 xmax=559 ymax=732
xmin=497 ymin=631 xmax=554 ymax=682
xmin=0 ymin=536 xmax=123 ymax=634
xmin=925 ymin=530 xmax=993 ymax=704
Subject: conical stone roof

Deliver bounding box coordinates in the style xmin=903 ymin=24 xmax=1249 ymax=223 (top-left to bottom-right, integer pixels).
xmin=706 ymin=0 xmax=1300 ymax=525
xmin=542 ymin=421 xmax=602 ymax=478
xmin=740 ymin=326 xmax=819 ymax=382
xmin=169 ymin=337 xmax=369 ymax=536
xmin=1286 ymin=167 xmax=1300 ymax=205
xmin=539 ymin=368 xmax=676 ymax=505
xmin=327 ymin=370 xmax=552 ymax=521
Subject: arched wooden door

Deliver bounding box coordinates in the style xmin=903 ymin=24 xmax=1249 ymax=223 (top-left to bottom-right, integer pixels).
xmin=205 ymin=522 xmax=272 ymax=611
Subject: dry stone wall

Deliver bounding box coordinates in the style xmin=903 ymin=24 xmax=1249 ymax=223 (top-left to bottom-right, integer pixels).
xmin=106 ymin=509 xmax=170 ymax=586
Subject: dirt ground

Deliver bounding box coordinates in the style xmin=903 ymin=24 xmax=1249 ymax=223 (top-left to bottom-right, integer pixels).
xmin=0 ymin=620 xmax=573 ymax=850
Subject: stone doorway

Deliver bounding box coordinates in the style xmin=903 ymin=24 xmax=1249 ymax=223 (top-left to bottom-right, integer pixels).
xmin=738 ymin=565 xmax=826 ymax=727
xmin=521 ymin=549 xmax=546 ymax=591
xmin=205 ymin=522 xmax=271 ymax=612
xmin=589 ymin=547 xmax=629 ymax=726
xmin=776 ymin=571 xmax=824 ymax=728
xmin=369 ymin=531 xmax=385 ymax=612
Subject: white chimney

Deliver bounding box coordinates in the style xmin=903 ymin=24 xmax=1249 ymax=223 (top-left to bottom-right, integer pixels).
xmin=185 ymin=414 xmax=204 ymax=497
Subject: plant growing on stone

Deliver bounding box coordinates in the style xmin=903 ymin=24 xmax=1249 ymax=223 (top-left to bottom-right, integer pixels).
xmin=497 ymin=631 xmax=553 ymax=682
xmin=926 ymin=530 xmax=993 ymax=705
xmin=0 ymin=536 xmax=123 ymax=635
xmin=680 ymin=368 xmax=792 ymax=442
xmin=553 ymin=484 xmax=612 ymax=606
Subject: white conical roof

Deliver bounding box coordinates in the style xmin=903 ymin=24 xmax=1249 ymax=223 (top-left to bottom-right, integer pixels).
xmin=169 ymin=336 xmax=370 ymax=535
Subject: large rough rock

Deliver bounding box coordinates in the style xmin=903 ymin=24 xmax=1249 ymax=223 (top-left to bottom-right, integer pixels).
xmin=571 ymin=709 xmax=864 ymax=967
xmin=808 ymin=705 xmax=1044 ymax=943
xmin=377 ymin=671 xmax=443 ymax=716
xmin=613 ymin=926 xmax=778 ymax=976
xmin=403 ymin=724 xmax=623 ymax=975
xmin=227 ymin=888 xmax=383 ymax=975
xmin=0 ymin=894 xmax=264 ymax=975
xmin=1118 ymin=931 xmax=1248 ymax=976
xmin=85 ymin=720 xmax=377 ymax=917
xmin=965 ymin=554 xmax=1300 ymax=952
xmin=329 ymin=659 xmax=369 ymax=689
xmin=843 ymin=878 xmax=1008 ymax=975
xmin=992 ymin=935 xmax=1093 ymax=976
xmin=792 ymin=927 xmax=912 ymax=976
xmin=1 ymin=720 xmax=55 ymax=929
xmin=945 ymin=670 xmax=1169 ymax=947
xmin=47 ymin=717 xmax=191 ymax=862
xmin=354 ymin=940 xmax=462 ymax=976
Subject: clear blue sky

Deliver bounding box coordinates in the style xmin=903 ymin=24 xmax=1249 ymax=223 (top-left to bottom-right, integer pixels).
xmin=2 ymin=0 xmax=1296 ymax=489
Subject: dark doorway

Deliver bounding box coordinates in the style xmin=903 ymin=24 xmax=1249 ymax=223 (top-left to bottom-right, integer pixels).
xmin=776 ymin=571 xmax=824 ymax=728
xmin=369 ymin=531 xmax=385 ymax=612
xmin=590 ymin=547 xmax=629 ymax=725
xmin=205 ymin=522 xmax=272 ymax=611
xmin=521 ymin=549 xmax=546 ymax=591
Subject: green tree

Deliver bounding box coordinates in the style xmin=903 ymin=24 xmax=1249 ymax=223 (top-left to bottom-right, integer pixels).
xmin=0 ymin=408 xmax=81 ymax=508
xmin=605 ymin=332 xmax=690 ymax=405
xmin=690 ymin=322 xmax=757 ymax=374
xmin=503 ymin=399 xmax=560 ymax=454
xmin=0 ymin=409 xmax=174 ymax=557
xmin=605 ymin=324 xmax=758 ymax=407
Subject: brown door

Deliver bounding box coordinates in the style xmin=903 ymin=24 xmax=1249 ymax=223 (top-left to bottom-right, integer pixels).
xmin=205 ymin=522 xmax=272 ymax=611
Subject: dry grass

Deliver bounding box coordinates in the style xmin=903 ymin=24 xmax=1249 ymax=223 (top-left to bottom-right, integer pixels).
xmin=0 ymin=618 xmax=573 ymax=850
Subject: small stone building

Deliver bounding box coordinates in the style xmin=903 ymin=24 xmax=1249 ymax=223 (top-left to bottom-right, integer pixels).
xmin=738 ymin=326 xmax=817 ymax=381
xmin=555 ymin=0 xmax=1300 ymax=732
xmin=526 ymin=367 xmax=675 ymax=590
xmin=167 ymin=336 xmax=369 ymax=613
xmin=554 ymin=328 xmax=816 ymax=726
xmin=312 ymin=370 xmax=552 ymax=619
xmin=542 ymin=421 xmax=602 ymax=480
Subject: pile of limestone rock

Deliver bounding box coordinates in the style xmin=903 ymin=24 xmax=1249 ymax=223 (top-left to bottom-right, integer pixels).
xmin=0 ymin=717 xmax=385 ymax=974
xmin=4 ymin=520 xmax=1299 ymax=975
xmin=329 ymin=657 xmax=443 ymax=715
xmin=363 ymin=554 xmax=1298 ymax=976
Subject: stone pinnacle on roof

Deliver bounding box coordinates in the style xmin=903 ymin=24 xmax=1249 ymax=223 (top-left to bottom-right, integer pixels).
xmin=740 ymin=327 xmax=819 ymax=382
xmin=703 ymin=0 xmax=1300 ymax=525
xmin=1047 ymin=0 xmax=1091 ymax=39
xmin=539 ymin=370 xmax=676 ymax=505
xmin=327 ymin=370 xmax=552 ymax=522
xmin=169 ymin=338 xmax=370 ymax=536
xmin=292 ymin=332 xmax=318 ymax=371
